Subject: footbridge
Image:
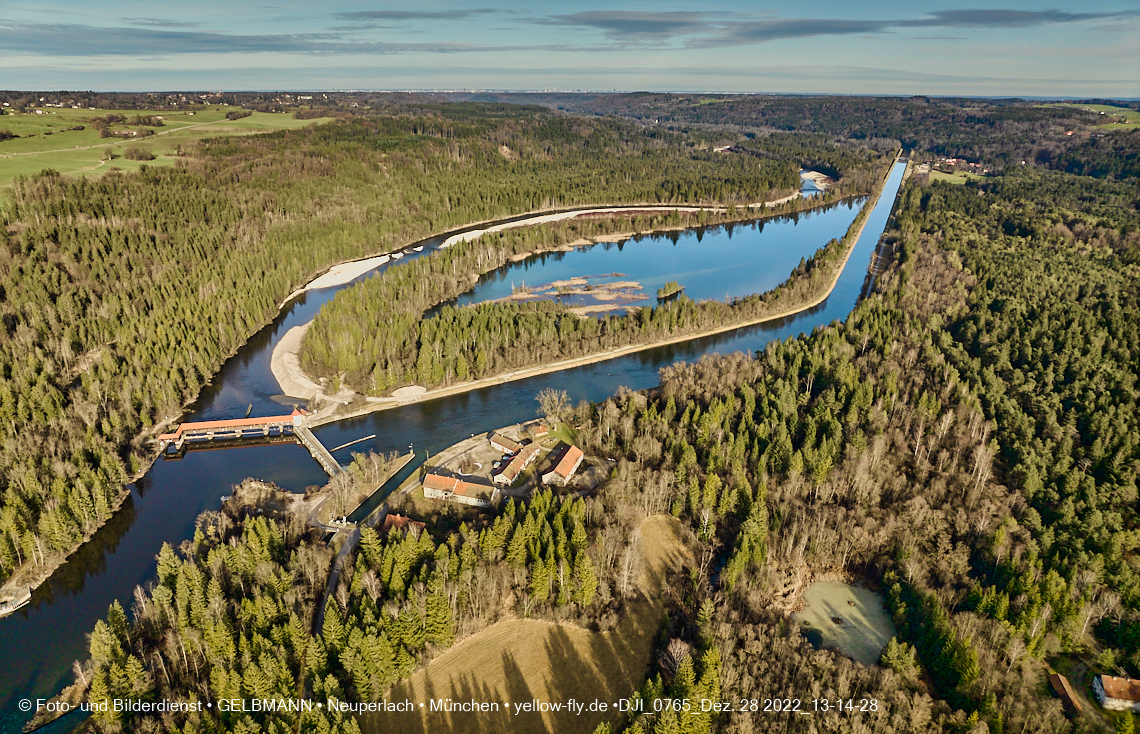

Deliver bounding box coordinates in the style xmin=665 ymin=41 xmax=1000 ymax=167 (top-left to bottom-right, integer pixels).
xmin=155 ymin=408 xmax=344 ymax=476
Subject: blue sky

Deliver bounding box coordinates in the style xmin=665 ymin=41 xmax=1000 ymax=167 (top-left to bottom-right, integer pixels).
xmin=1 ymin=0 xmax=1137 ymax=95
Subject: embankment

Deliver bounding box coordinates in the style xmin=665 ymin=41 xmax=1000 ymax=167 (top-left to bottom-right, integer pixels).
xmin=276 ymin=155 xmax=901 ymax=427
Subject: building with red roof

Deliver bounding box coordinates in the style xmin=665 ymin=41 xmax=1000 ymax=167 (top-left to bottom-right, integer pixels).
xmin=422 ymin=472 xmax=497 ymax=508
xmin=1095 ymin=674 xmax=1140 ymax=712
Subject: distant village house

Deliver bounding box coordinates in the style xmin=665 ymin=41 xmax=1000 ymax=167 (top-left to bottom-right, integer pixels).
xmin=1094 ymin=674 xmax=1140 ymax=712
xmin=542 ymin=445 xmax=585 ymax=486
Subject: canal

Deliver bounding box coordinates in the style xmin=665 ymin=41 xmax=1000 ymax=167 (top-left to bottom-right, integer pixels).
xmin=0 ymin=160 xmax=907 ymax=733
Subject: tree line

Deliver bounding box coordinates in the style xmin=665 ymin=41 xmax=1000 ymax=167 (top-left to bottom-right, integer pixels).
xmin=299 ymin=156 xmax=892 ymax=396
xmin=0 ymin=104 xmax=877 ymax=590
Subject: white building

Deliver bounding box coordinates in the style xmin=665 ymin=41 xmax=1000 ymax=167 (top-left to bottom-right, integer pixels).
xmin=422 ymin=472 xmax=497 ymax=508
xmin=542 ymin=445 xmax=585 ymax=486
xmin=1094 ymin=674 xmax=1140 ymax=712
xmin=494 ymin=443 xmax=541 ymax=486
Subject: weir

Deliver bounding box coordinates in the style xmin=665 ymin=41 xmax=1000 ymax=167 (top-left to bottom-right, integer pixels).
xmin=154 ymin=407 xmax=344 ymax=476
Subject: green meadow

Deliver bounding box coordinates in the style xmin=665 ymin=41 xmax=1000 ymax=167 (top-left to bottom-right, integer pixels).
xmin=927 ymin=169 xmax=987 ymax=184
xmin=1040 ymin=102 xmax=1140 ymax=129
xmin=0 ymin=107 xmax=333 ymax=187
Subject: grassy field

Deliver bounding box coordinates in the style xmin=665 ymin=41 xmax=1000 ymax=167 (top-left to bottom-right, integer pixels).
xmin=928 ymin=169 xmax=986 ymax=185
xmin=0 ymin=107 xmax=333 ymax=187
xmin=361 ymin=516 xmax=689 ymax=734
xmin=1040 ymin=103 xmax=1140 ymax=129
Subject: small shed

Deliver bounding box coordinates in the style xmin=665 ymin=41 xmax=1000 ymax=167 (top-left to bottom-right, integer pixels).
xmin=1049 ymin=673 xmax=1082 ymax=715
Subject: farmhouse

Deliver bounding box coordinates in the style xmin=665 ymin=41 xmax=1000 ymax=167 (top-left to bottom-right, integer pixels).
xmin=542 ymin=445 xmax=585 ymax=486
xmin=494 ymin=442 xmax=542 ymax=486
xmin=489 ymin=433 xmax=521 ymax=455
xmin=1048 ymin=673 xmax=1082 ymax=715
xmin=422 ymin=472 xmax=497 ymax=508
xmin=382 ymin=514 xmax=426 ymax=537
xmin=1094 ymin=674 xmax=1140 ymax=712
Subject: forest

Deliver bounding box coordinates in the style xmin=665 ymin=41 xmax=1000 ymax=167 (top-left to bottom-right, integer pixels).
xmin=552 ymin=94 xmax=1134 ymax=177
xmin=298 ymin=158 xmax=891 ymax=397
xmin=68 ymin=139 xmax=1140 ymax=734
xmin=9 ymin=94 xmax=1137 ymax=734
xmin=0 ymin=103 xmax=876 ymax=591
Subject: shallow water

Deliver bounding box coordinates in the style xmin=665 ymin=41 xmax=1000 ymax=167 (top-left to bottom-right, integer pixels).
xmin=793 ymin=581 xmax=896 ymax=666
xmin=453 ymin=197 xmax=865 ymax=313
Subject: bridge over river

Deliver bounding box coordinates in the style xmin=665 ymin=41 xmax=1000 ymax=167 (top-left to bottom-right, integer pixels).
xmin=155 ymin=408 xmax=344 ymax=476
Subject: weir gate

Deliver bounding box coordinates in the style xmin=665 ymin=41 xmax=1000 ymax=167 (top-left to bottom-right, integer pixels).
xmin=155 ymin=408 xmax=344 ymax=476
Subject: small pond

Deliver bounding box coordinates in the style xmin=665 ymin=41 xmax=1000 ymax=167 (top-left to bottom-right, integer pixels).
xmin=793 ymin=581 xmax=896 ymax=666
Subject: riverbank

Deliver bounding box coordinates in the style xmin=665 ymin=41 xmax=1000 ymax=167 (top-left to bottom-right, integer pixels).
xmin=0 ymin=174 xmax=862 ymax=601
xmin=438 ymin=193 xmax=801 ymax=249
xmin=284 ymin=155 xmax=902 ymax=428
xmin=278 ymin=254 xmax=392 ymax=308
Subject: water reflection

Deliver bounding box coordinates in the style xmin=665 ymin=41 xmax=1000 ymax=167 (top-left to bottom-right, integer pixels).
xmin=0 ymin=160 xmax=906 ymax=732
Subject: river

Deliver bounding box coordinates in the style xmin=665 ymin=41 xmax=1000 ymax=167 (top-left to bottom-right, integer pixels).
xmin=0 ymin=160 xmax=906 ymax=733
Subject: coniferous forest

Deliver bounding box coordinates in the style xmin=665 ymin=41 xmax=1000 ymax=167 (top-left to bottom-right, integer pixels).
xmin=3 ymin=95 xmax=1138 ymax=734
xmin=297 ymin=155 xmax=892 ymax=396
xmin=0 ymin=104 xmax=867 ymax=588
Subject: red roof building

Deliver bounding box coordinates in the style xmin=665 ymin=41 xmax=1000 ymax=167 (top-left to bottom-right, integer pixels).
xmin=494 ymin=442 xmax=542 ymax=486
xmin=489 ymin=433 xmax=522 ymax=455
xmin=423 ymin=472 xmax=496 ymax=508
xmin=382 ymin=514 xmax=426 ymax=536
xmin=542 ymin=445 xmax=585 ymax=486
xmin=1095 ymin=674 xmax=1140 ymax=712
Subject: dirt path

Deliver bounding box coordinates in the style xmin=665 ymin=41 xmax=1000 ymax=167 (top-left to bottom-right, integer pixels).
xmin=359 ymin=516 xmax=687 ymax=734
xmin=438 ymin=196 xmax=799 ymax=249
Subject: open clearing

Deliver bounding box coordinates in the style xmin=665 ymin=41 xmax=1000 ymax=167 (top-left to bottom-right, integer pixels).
xmin=927 ymin=169 xmax=986 ymax=185
xmin=0 ymin=107 xmax=333 ymax=187
xmin=1039 ymin=102 xmax=1140 ymax=129
xmin=360 ymin=516 xmax=689 ymax=734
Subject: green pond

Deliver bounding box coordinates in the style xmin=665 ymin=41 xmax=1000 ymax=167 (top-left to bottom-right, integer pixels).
xmin=793 ymin=581 xmax=896 ymax=666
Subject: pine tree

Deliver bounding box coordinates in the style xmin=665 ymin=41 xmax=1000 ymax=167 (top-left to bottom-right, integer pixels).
xmin=425 ymin=589 xmax=455 ymax=647
xmin=506 ymin=525 xmax=529 ymax=568
xmin=322 ymin=603 xmax=347 ymax=652
xmin=574 ymin=552 xmax=598 ymax=607
xmin=530 ymin=561 xmax=551 ymax=603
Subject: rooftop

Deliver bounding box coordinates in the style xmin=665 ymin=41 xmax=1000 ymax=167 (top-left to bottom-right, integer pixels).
xmin=552 ymin=445 xmax=585 ymax=478
xmin=1100 ymin=675 xmax=1140 ymax=702
xmin=382 ymin=514 xmax=425 ymax=535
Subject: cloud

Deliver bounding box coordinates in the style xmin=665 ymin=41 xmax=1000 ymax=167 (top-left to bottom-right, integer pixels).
xmin=538 ymin=11 xmax=710 ymax=40
xmin=332 ymin=9 xmax=500 ymax=22
xmin=694 ymin=7 xmax=1136 ymax=47
xmin=705 ymin=19 xmax=888 ymax=46
xmin=119 ymin=18 xmax=200 ymax=29
xmin=899 ymin=9 xmax=1130 ymax=29
xmin=0 ymin=21 xmax=514 ymax=56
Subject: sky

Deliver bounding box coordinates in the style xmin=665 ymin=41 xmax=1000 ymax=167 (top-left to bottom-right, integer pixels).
xmin=1 ymin=0 xmax=1137 ymax=96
